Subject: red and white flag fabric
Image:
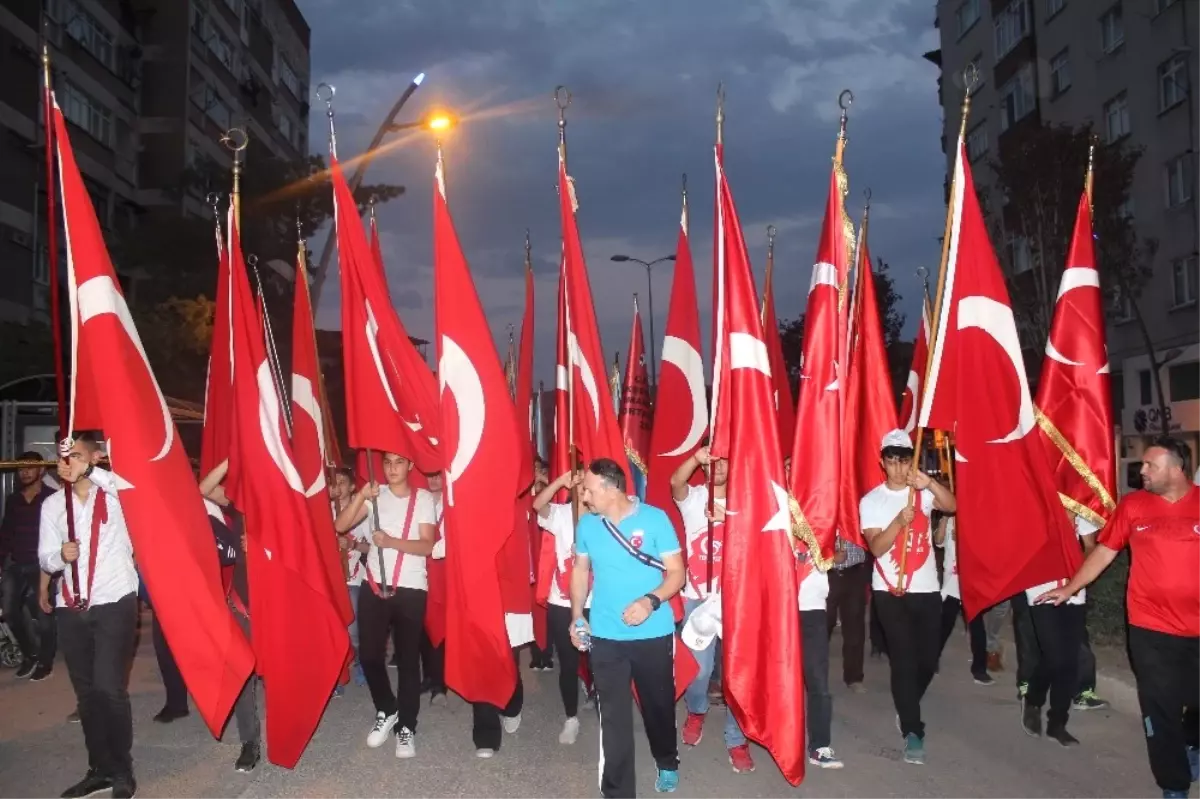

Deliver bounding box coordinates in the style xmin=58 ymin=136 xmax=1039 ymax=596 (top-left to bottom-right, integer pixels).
xmin=899 ymin=291 xmax=932 ymax=439
xmin=333 ymin=156 xmax=440 ymax=471
xmin=433 ymin=151 xmax=523 ymax=707
xmin=200 ymin=223 xmax=233 ymax=477
xmin=711 ymin=144 xmax=806 ymax=786
xmin=224 ymin=208 xmax=350 ymax=768
xmin=646 ymin=195 xmax=706 ymax=549
xmin=762 ymin=250 xmax=796 ymax=450
xmin=918 ymin=137 xmax=1081 ymax=619
xmin=788 ymin=163 xmax=852 ymax=566
xmin=55 ymin=98 xmax=254 ymax=740
xmin=515 ymin=244 xmax=545 ymax=649
xmin=840 ymin=236 xmax=899 ymax=548
xmin=291 ymin=255 xmax=353 ymax=626
xmin=1034 ymin=192 xmax=1116 ymax=527
xmin=551 ymin=250 xmax=572 ymax=502
xmin=619 ymin=296 xmax=652 ymax=497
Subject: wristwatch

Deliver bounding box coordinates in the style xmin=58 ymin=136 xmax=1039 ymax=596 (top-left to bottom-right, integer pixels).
xmin=643 ymin=593 xmax=662 ymax=611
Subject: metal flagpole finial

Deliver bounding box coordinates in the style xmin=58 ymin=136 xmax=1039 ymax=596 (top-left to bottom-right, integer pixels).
xmin=315 ymin=83 xmax=337 ymax=157
xmin=766 ymin=224 xmax=777 ymax=255
xmin=368 ymin=193 xmax=378 ymax=224
xmin=916 ymin=265 xmax=930 ymax=292
xmin=837 ymin=89 xmax=853 ymax=135
xmin=633 ymin=292 xmax=639 ymax=313
xmin=220 ymin=127 xmax=248 ymax=225
xmin=715 ymin=83 xmax=726 ymax=146
xmin=1085 ymin=134 xmax=1098 ymax=211
xmin=554 ymin=85 xmax=571 ymax=149
xmin=958 ymin=65 xmax=979 ymax=138
xmin=524 ymin=228 xmax=532 ymax=265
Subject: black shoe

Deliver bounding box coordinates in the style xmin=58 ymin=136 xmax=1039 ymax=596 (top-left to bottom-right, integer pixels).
xmin=30 ymin=663 xmax=53 ymax=682
xmin=235 ymin=742 xmax=261 ymax=773
xmin=971 ymin=671 xmax=995 ymax=686
xmin=15 ymin=658 xmax=35 ymax=678
xmin=153 ymin=706 xmax=190 ymax=723
xmin=1022 ymin=703 xmax=1043 ymax=738
xmin=111 ymin=775 xmax=137 ymax=799
xmin=419 ymin=677 xmax=433 ymax=693
xmin=1046 ymin=725 xmax=1079 ymax=747
xmin=60 ymin=769 xmax=113 ymax=798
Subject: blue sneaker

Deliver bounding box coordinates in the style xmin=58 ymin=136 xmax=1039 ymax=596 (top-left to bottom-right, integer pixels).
xmin=1188 ymin=745 xmax=1198 ymax=783
xmin=903 ymin=733 xmax=925 ymax=765
xmin=1162 ymin=790 xmax=1187 ymax=798
xmin=655 ymin=768 xmax=679 ymax=793
xmin=352 ymin=661 xmax=368 ymax=687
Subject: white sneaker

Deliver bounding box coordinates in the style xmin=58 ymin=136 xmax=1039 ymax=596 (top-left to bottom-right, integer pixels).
xmin=559 ymin=716 xmax=580 ymax=745
xmin=430 ymin=692 xmax=447 ymax=707
xmin=475 ymin=748 xmax=495 ymax=758
xmin=395 ymin=726 xmax=416 ymax=759
xmin=367 ymin=712 xmax=398 ymax=748
xmin=502 ymin=713 xmax=522 ymax=734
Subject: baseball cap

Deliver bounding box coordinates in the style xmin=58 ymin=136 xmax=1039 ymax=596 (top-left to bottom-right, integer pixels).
xmin=681 ymin=593 xmax=722 ymax=651
xmin=880 ymin=429 xmax=914 ymax=451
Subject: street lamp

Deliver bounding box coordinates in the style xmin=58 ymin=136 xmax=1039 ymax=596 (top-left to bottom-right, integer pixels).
xmin=386 ymin=110 xmax=458 ymax=134
xmin=609 ymin=254 xmax=675 ymax=390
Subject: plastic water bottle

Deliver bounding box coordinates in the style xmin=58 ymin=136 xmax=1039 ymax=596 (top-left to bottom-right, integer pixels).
xmin=574 ymin=618 xmax=592 ymax=652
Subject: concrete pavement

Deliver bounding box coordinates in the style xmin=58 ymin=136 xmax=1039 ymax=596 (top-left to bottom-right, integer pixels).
xmin=0 ymin=611 xmax=1184 ymax=798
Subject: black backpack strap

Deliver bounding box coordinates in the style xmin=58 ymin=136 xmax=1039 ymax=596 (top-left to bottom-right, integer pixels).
xmin=599 ymin=516 xmax=665 ymax=571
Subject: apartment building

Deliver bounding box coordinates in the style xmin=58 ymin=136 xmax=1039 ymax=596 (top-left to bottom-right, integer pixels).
xmin=930 ymin=0 xmax=1199 ymax=474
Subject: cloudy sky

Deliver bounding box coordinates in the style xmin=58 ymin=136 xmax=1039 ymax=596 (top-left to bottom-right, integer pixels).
xmin=298 ymin=0 xmax=945 ymax=384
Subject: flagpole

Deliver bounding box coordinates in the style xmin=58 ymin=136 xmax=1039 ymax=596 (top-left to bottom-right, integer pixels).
xmin=556 ymin=86 xmax=581 ymax=525
xmin=845 ymin=191 xmax=871 ymax=372
xmin=1085 ymin=136 xmax=1096 ymax=212
xmin=761 ymin=224 xmax=776 ymax=328
xmin=707 ymin=85 xmax=723 ymax=595
xmin=897 ymin=66 xmax=977 ymax=594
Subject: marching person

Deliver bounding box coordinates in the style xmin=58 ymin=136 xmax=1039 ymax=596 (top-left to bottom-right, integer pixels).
xmin=334 ymin=452 xmax=436 ymax=759
xmin=420 ymin=469 xmax=447 ymax=705
xmin=861 ymin=429 xmax=956 ymax=766
xmin=39 ymin=433 xmax=139 ymax=799
xmin=1 ymin=451 xmax=57 ymax=681
xmin=571 ymin=458 xmax=685 ymax=797
xmin=826 ymin=532 xmax=871 ymax=693
xmin=933 ymin=512 xmax=992 ymax=685
xmin=796 ymin=545 xmax=843 ymax=768
xmin=528 ymin=458 xmax=555 ymax=671
xmin=669 ymin=444 xmax=755 ymax=773
xmin=332 ymin=466 xmax=370 ymax=688
xmin=1038 ymin=437 xmax=1199 ymax=798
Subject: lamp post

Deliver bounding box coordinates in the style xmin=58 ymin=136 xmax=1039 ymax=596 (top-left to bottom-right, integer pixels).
xmin=609 ymin=253 xmax=674 ymax=390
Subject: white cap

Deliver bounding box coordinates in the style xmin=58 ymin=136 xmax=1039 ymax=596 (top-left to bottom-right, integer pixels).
xmin=881 ymin=428 xmax=914 ymax=451
xmin=681 ymin=593 xmax=722 ymax=651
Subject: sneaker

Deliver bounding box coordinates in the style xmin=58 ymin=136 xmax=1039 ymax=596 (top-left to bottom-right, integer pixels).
xmin=847 ymin=682 xmax=867 ymax=694
xmin=153 ymin=706 xmax=189 ymax=723
xmin=972 ymin=672 xmax=996 ymax=686
xmin=501 ymin=713 xmax=521 ymax=734
xmin=1022 ymin=703 xmax=1043 ymax=738
xmin=903 ymin=733 xmax=925 ymax=765
xmin=67 ymin=709 xmax=81 ymax=723
xmin=28 ymin=662 xmax=52 ymax=681
xmin=1163 ymin=791 xmax=1189 ymax=798
xmin=559 ymin=716 xmax=580 ymax=745
xmin=475 ymin=748 xmax=495 ymax=759
xmin=1046 ymin=725 xmax=1079 ymax=747
xmin=110 ymin=775 xmax=136 ymax=799
xmin=1072 ymin=690 xmax=1108 ymax=711
xmin=654 ymin=768 xmax=679 ymax=793
xmin=1187 ymin=745 xmax=1198 ymax=782
xmin=986 ymin=651 xmax=1004 ymax=672
xmin=808 ymin=746 xmax=844 ymax=769
xmin=366 ymin=711 xmax=398 ymax=748
xmin=430 ymin=691 xmax=447 ymax=707
xmin=59 ymin=770 xmax=113 ymax=798
xmin=15 ymin=658 xmax=35 ymax=679
xmin=539 ymin=660 xmax=555 ymax=672
xmin=389 ymin=653 xmax=399 ymax=668
xmin=395 ymin=726 xmax=416 ymax=759
xmin=333 ymin=684 xmax=345 ymax=698
xmin=234 ymin=742 xmax=261 ymax=772
xmin=1017 ymin=681 xmax=1029 ymax=702
xmin=681 ymin=712 xmax=705 ymax=746
xmin=728 ymin=744 xmax=755 ymax=773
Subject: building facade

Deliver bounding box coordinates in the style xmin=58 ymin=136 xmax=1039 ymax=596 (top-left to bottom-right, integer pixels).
xmin=0 ymin=0 xmax=310 ymax=325
xmin=931 ymin=0 xmax=1199 ymax=478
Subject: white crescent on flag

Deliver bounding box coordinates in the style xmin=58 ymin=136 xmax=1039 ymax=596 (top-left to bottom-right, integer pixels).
xmin=959 ymin=295 xmax=1035 ymax=445
xmin=439 ymin=335 xmax=486 ymax=507
xmin=659 ymin=335 xmax=707 ymax=457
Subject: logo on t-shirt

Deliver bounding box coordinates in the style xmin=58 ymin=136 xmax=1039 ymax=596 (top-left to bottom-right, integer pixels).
xmin=630 ymin=532 xmax=644 ymax=549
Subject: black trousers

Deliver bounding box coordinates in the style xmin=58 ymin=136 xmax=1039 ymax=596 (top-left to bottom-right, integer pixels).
xmin=938 ymin=596 xmax=988 ymax=676
xmin=58 ymin=593 xmax=138 ymax=779
xmin=547 ymin=604 xmax=589 ymax=717
xmin=358 ymin=586 xmax=426 ymax=731
xmin=802 ymin=609 xmax=832 ymax=750
xmin=873 ymin=590 xmax=941 ymax=739
xmin=152 ymin=611 xmax=188 ymax=713
xmin=1014 ymin=592 xmax=1098 ymax=695
xmin=230 ymin=609 xmax=259 ymax=744
xmin=1129 ymin=625 xmax=1200 ymax=793
xmin=1 ymin=562 xmax=57 ymax=665
xmin=826 ymin=562 xmax=869 ymax=684
xmin=1027 ymin=603 xmax=1084 ymax=728
xmin=869 ymin=589 xmax=888 ymax=655
xmin=591 ymin=635 xmax=679 ymax=799
xmin=420 ymin=631 xmax=445 ymax=694
xmin=471 ymin=649 xmax=524 ymax=750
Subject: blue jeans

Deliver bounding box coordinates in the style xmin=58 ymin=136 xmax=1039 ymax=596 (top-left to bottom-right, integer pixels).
xmin=683 ymin=597 xmax=746 ymax=748
xmin=347 ymin=585 xmax=366 ymax=686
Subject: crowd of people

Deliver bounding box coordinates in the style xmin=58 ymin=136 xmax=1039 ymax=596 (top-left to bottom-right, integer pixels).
xmin=1 ymin=431 xmax=1197 ymax=799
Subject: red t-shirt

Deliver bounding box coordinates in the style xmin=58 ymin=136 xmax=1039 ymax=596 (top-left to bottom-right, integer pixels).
xmin=1098 ymin=487 xmax=1200 ymax=638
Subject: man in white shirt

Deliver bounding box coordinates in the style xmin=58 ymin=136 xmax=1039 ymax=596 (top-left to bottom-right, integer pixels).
xmin=670 ymin=445 xmax=755 ymax=774
xmin=39 ymin=433 xmax=139 ymax=799
xmin=335 ymin=452 xmax=436 ymax=760
xmin=861 ymin=429 xmax=956 ymax=767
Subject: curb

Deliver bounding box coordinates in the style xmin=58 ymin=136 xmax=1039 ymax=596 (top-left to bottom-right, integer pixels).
xmin=1000 ymin=639 xmax=1141 ymax=716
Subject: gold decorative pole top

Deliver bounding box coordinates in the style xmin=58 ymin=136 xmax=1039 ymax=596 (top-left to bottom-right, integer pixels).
xmin=834 ymin=89 xmax=853 ymax=165
xmin=715 ymin=83 xmax=725 ymax=147
xmin=315 ymin=83 xmax=337 ymax=158
xmin=220 ymin=127 xmax=248 ymax=229
xmin=555 ymin=85 xmax=572 ymax=167
xmin=958 ymin=64 xmax=979 ymax=141
xmin=1085 ymin=134 xmax=1097 ymax=213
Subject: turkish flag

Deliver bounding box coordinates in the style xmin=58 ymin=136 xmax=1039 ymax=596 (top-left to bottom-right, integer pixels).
xmin=788 ymin=166 xmax=852 ymax=566
xmin=551 ymin=250 xmax=572 ymax=502
xmin=1034 ymin=193 xmax=1116 ymax=526
xmin=899 ymin=293 xmax=931 ymax=439
xmin=200 ymin=227 xmax=233 ymax=477
xmin=433 ymin=152 xmax=522 ymax=707
xmin=619 ymin=297 xmax=652 ymax=497
xmin=762 ymin=259 xmax=796 ymax=450
xmin=712 ymin=145 xmax=806 ymax=786
xmin=646 ymin=198 xmax=706 ymax=552
xmin=515 ymin=255 xmax=544 ymax=647
xmin=332 ymin=156 xmax=440 ymax=470
xmin=918 ymin=139 xmax=1081 ymax=619
xmin=54 ymin=99 xmax=254 ymax=739
xmin=291 ymin=255 xmax=353 ymax=625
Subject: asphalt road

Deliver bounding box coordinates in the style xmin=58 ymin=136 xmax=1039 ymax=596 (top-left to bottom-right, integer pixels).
xmin=0 ymin=610 xmax=1184 ymax=798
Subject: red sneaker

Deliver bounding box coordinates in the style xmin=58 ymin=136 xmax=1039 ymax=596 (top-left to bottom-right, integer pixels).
xmin=729 ymin=744 xmax=755 ymax=773
xmin=681 ymin=712 xmax=705 ymax=746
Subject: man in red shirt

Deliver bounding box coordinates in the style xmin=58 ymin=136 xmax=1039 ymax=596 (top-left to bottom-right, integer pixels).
xmin=1039 ymin=437 xmax=1199 ymax=799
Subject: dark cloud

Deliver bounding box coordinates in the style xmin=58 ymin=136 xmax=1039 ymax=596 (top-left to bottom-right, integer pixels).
xmin=299 ymin=0 xmax=944 ymax=381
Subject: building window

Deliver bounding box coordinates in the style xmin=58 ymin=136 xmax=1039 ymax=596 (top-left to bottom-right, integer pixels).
xmin=1048 ymin=0 xmax=1066 ymax=17
xmin=1112 ymin=286 xmax=1135 ymax=322
xmin=278 ymin=112 xmax=292 ymax=142
xmin=956 ymin=0 xmax=981 ymax=37
xmin=32 ymin=246 xmax=50 ymax=286
xmin=1165 ymin=154 xmax=1195 ymax=208
xmin=279 ymin=57 xmax=301 ymax=98
xmin=190 ymin=3 xmax=207 ymax=37
xmin=999 ymin=64 xmax=1035 ymax=132
xmin=966 ymin=122 xmax=989 ymax=161
xmin=1100 ymin=4 xmax=1124 ymax=54
xmin=1103 ymin=93 xmax=1130 ymax=143
xmin=203 ymin=86 xmax=232 ymax=129
xmin=1158 ymin=54 xmax=1189 ymax=112
xmin=1050 ymin=49 xmax=1071 ymax=95
xmin=1138 ymin=369 xmax=1153 ymax=405
xmin=207 ymin=25 xmax=235 ymax=72
xmin=1154 ymin=0 xmax=1178 ymax=13
xmin=48 ymin=0 xmax=116 ymax=72
xmin=966 ymin=53 xmax=986 ymax=95
xmin=1004 ymin=232 xmax=1032 ymax=274
xmin=1173 ymin=255 xmax=1198 ymax=306
xmin=1169 ymin=363 xmax=1200 ymax=402
xmin=994 ymin=0 xmax=1030 ymax=59
xmin=60 ymin=80 xmax=113 ymax=147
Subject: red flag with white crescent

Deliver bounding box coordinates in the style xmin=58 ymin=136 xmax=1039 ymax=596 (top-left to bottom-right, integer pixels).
xmin=619 ymin=296 xmax=652 ymax=491
xmin=55 ymin=98 xmax=254 ymax=740
xmin=433 ymin=151 xmax=523 ymax=707
xmin=200 ymin=225 xmax=233 ymax=477
xmin=899 ymin=293 xmax=931 ymax=439
xmin=918 ymin=138 xmax=1081 ymax=619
